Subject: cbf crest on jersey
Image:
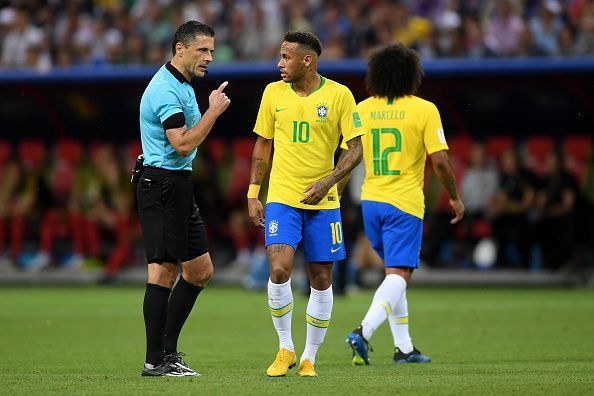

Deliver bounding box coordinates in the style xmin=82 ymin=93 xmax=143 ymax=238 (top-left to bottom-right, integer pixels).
xmin=316 ymin=102 xmax=329 ymax=123
xmin=268 ymin=219 xmax=279 ymax=236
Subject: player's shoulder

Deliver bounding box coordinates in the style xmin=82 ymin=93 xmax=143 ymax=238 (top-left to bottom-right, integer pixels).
xmin=264 ymin=80 xmax=291 ymax=94
xmin=406 ymin=95 xmax=438 ymax=111
xmin=356 ymin=96 xmax=376 ymax=109
xmin=323 ymin=77 xmax=353 ymax=95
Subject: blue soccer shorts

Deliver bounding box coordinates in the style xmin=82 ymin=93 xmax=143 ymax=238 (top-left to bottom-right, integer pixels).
xmin=362 ymin=200 xmax=423 ymax=268
xmin=265 ymin=202 xmax=346 ymax=262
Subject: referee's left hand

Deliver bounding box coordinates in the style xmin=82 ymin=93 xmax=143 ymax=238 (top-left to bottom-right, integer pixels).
xmin=301 ymin=178 xmax=332 ymax=206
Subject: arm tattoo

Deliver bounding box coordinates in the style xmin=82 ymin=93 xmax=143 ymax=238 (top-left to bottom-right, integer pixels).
xmin=329 ymin=136 xmax=363 ymax=186
xmin=442 ymin=171 xmax=459 ymax=200
xmin=250 ymin=137 xmax=272 ymax=185
xmin=435 ymin=156 xmax=460 ymax=200
xmin=250 ymin=157 xmax=267 ymax=184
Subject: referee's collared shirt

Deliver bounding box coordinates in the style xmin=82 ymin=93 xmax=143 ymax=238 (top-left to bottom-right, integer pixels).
xmin=140 ymin=62 xmax=201 ymax=171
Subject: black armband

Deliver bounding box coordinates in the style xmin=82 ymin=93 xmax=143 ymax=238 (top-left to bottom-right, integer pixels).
xmin=162 ymin=112 xmax=186 ymax=130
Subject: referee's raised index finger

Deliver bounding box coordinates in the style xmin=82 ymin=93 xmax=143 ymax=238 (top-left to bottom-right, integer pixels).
xmin=217 ymin=81 xmax=229 ymax=92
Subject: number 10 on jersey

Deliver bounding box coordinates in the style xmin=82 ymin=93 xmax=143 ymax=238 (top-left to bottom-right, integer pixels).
xmin=292 ymin=121 xmax=310 ymax=143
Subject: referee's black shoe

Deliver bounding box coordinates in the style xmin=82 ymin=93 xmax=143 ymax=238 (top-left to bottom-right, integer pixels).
xmin=141 ymin=360 xmax=187 ymax=377
xmin=166 ymin=352 xmax=199 ymax=376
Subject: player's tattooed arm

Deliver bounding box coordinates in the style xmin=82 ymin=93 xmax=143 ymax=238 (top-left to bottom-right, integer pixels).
xmin=301 ymin=136 xmax=363 ymax=205
xmin=430 ymin=150 xmax=464 ymax=224
xmin=336 ymin=170 xmax=352 ymax=197
xmin=250 ymin=136 xmax=273 ymax=184
xmin=248 ymin=136 xmax=273 ymax=227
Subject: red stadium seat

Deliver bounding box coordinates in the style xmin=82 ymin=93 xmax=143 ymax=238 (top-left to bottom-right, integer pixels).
xmin=53 ymin=139 xmax=84 ymax=200
xmin=486 ymin=136 xmax=515 ymax=159
xmin=564 ymin=134 xmax=593 ymax=185
xmin=447 ymin=135 xmax=474 ymax=166
xmin=0 ymin=140 xmax=11 ymax=165
xmin=56 ymin=139 xmax=83 ymax=166
xmin=18 ymin=139 xmax=46 ymax=171
xmin=232 ymin=137 xmax=255 ymax=161
xmin=524 ymin=136 xmax=555 ymax=175
xmin=226 ymin=138 xmax=255 ymax=205
xmin=205 ymin=137 xmax=227 ymax=166
xmin=126 ymin=140 xmax=143 ymax=170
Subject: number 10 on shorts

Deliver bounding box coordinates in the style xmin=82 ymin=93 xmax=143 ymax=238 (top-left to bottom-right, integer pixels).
xmin=330 ymin=222 xmax=343 ymax=245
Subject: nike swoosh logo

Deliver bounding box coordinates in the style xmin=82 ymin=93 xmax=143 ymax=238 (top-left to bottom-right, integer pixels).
xmin=275 ymin=107 xmax=288 ymax=112
xmin=331 ymin=246 xmax=342 ymax=253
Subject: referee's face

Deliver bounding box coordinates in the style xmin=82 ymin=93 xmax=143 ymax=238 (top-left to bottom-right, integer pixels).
xmin=182 ymin=35 xmax=215 ymax=79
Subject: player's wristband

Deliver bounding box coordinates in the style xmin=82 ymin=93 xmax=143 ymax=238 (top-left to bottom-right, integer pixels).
xmin=247 ymin=184 xmax=261 ymax=199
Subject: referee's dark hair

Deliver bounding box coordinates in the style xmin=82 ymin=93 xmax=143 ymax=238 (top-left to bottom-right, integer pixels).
xmin=365 ymin=43 xmax=424 ymax=101
xmin=284 ymin=31 xmax=322 ymax=57
xmin=172 ymin=21 xmax=215 ymax=55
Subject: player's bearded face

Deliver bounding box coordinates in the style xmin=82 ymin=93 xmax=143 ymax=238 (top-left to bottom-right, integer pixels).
xmin=278 ymin=42 xmax=306 ymax=83
xmin=182 ymin=35 xmax=214 ymax=78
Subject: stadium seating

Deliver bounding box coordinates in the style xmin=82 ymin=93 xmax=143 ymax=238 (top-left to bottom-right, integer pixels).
xmin=205 ymin=137 xmax=227 ymax=166
xmin=0 ymin=140 xmax=11 ymax=165
xmin=0 ymin=140 xmax=12 ymax=181
xmin=524 ymin=135 xmax=555 ymax=176
xmin=447 ymin=134 xmax=474 ymax=167
xmin=126 ymin=140 xmax=143 ymax=170
xmin=563 ymin=134 xmax=593 ymax=185
xmin=53 ymin=139 xmax=84 ymax=201
xmin=18 ymin=139 xmax=46 ymax=171
xmin=486 ymin=136 xmax=515 ymax=159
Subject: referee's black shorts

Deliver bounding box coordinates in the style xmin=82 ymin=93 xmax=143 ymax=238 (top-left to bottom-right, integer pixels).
xmin=137 ymin=166 xmax=209 ymax=264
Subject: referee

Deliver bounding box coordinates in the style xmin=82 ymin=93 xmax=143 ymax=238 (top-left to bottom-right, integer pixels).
xmin=138 ymin=21 xmax=230 ymax=377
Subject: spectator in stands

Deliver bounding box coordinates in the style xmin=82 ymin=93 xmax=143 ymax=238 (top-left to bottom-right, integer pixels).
xmin=83 ymin=143 xmax=134 ymax=281
xmin=0 ymin=150 xmax=19 ymax=268
xmin=529 ymin=0 xmax=564 ymax=56
xmin=13 ymin=152 xmax=53 ymax=271
xmin=482 ymin=0 xmax=526 ymax=57
xmin=534 ymin=150 xmax=580 ymax=270
xmin=343 ymin=2 xmax=378 ymax=58
xmin=491 ymin=148 xmax=536 ymax=267
xmin=1 ymin=6 xmax=46 ymax=68
xmin=462 ymin=14 xmax=486 ymax=57
xmin=460 ymin=142 xmax=499 ymax=260
xmin=573 ymin=0 xmax=594 ymax=55
xmin=392 ymin=2 xmax=434 ymax=50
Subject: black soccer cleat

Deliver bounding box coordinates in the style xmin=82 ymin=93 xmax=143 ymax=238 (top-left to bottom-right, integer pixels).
xmin=166 ymin=352 xmax=199 ymax=376
xmin=141 ymin=361 xmax=187 ymax=377
xmin=393 ymin=347 xmax=431 ymax=364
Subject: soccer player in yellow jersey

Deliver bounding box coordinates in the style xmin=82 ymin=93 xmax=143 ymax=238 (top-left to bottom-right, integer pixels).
xmin=247 ymin=31 xmax=364 ymax=377
xmin=346 ymin=43 xmax=464 ymax=365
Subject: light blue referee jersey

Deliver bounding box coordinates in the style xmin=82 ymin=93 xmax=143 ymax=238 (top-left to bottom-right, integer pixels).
xmin=139 ymin=62 xmax=201 ymax=170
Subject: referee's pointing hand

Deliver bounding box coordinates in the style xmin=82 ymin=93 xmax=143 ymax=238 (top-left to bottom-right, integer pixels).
xmin=209 ymin=80 xmax=231 ymax=115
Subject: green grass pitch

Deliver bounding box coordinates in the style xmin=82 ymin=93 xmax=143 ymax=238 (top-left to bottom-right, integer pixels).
xmin=1 ymin=286 xmax=593 ymax=395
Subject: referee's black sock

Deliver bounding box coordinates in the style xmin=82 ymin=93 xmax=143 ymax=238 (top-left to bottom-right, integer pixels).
xmin=164 ymin=276 xmax=203 ymax=355
xmin=143 ymin=283 xmax=171 ymax=366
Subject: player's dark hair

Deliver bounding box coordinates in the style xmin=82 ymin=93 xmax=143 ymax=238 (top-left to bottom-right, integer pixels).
xmin=284 ymin=31 xmax=322 ymax=57
xmin=172 ymin=21 xmax=215 ymax=55
xmin=365 ymin=43 xmax=423 ymax=100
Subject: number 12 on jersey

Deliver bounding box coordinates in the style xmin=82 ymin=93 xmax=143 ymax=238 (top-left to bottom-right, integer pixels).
xmin=371 ymin=127 xmax=402 ymax=176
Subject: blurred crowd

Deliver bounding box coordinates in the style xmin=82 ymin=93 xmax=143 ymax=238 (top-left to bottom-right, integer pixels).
xmin=1 ymin=0 xmax=594 ymax=72
xmin=0 ymin=133 xmax=592 ymax=284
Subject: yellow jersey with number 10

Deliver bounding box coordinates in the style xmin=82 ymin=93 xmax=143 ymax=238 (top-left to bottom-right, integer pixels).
xmin=254 ymin=76 xmax=364 ymax=210
xmin=357 ymin=95 xmax=449 ymax=219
